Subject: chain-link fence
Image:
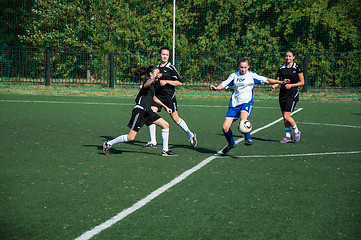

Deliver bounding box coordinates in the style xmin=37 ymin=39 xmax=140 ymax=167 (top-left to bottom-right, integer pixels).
xmin=1 ymin=46 xmax=360 ymax=91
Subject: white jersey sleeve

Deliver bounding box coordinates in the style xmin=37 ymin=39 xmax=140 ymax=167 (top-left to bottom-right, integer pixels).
xmin=250 ymin=72 xmax=267 ymax=84
xmin=220 ymin=72 xmax=236 ymax=89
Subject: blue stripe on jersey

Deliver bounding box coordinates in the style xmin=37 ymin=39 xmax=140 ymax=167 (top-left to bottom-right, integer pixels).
xmin=253 ymin=78 xmax=262 ymax=84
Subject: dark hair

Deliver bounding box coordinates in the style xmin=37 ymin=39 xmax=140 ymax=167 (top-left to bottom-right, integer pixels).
xmin=238 ymin=58 xmax=251 ymax=70
xmin=133 ymin=66 xmax=158 ymax=77
xmin=285 ymin=49 xmax=296 ymax=57
xmin=158 ymin=47 xmax=170 ymax=55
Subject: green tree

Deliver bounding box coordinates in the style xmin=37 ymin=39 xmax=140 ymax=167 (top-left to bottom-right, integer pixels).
xmin=21 ymin=0 xmax=125 ymax=49
xmin=0 ymin=0 xmax=34 ymax=46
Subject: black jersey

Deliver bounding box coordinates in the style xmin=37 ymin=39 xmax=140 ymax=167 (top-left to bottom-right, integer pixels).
xmin=277 ymin=63 xmax=303 ymax=100
xmin=135 ymin=78 xmax=159 ymax=111
xmin=155 ymin=62 xmax=181 ymax=100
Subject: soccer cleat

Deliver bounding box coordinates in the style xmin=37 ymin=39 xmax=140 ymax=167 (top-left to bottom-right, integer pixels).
xmin=294 ymin=131 xmax=301 ymax=142
xmin=280 ymin=136 xmax=292 ymax=143
xmin=189 ymin=133 xmax=197 ymax=147
xmin=103 ymin=141 xmax=112 ymax=155
xmin=222 ymin=143 xmax=236 ymax=154
xmin=142 ymin=141 xmax=158 ymax=148
xmin=245 ymin=138 xmax=253 ymax=146
xmin=161 ymin=150 xmax=178 ymax=156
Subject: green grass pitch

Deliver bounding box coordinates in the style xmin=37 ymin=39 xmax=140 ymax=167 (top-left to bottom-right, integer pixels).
xmin=0 ymin=93 xmax=360 ymax=239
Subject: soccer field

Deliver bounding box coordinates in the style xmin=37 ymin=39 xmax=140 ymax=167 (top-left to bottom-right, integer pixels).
xmin=0 ymin=93 xmax=360 ymax=240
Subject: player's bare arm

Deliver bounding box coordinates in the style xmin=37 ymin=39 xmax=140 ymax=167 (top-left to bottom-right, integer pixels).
xmin=266 ymin=78 xmax=290 ymax=85
xmin=143 ymin=78 xmax=157 ymax=89
xmin=153 ymin=96 xmax=172 ymax=113
xmin=285 ymin=73 xmax=305 ymax=89
xmin=210 ymin=84 xmax=224 ymax=91
xmin=159 ymin=80 xmax=182 ymax=87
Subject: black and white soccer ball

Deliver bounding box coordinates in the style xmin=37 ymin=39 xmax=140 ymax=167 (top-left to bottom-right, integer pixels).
xmin=237 ymin=120 xmax=252 ymax=134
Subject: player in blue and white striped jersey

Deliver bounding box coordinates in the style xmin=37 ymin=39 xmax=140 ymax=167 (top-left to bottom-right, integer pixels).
xmin=210 ymin=58 xmax=289 ymax=154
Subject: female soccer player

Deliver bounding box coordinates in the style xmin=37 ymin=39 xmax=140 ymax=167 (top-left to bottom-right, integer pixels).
xmin=271 ymin=50 xmax=304 ymax=143
xmin=142 ymin=47 xmax=197 ymax=148
xmin=210 ymin=58 xmax=289 ymax=154
xmin=103 ymin=66 xmax=177 ymax=156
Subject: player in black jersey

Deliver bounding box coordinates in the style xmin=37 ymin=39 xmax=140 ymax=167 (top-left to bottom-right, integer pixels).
xmin=272 ymin=50 xmax=304 ymax=143
xmin=103 ymin=66 xmax=177 ymax=156
xmin=142 ymin=47 xmax=197 ymax=148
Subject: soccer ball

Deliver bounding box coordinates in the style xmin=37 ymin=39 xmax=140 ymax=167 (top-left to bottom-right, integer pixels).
xmin=237 ymin=120 xmax=252 ymax=134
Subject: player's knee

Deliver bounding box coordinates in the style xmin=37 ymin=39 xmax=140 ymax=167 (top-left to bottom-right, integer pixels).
xmin=158 ymin=120 xmax=169 ymax=129
xmin=163 ymin=121 xmax=169 ymax=129
xmin=222 ymin=125 xmax=230 ymax=132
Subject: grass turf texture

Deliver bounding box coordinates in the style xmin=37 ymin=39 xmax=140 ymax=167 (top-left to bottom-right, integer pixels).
xmin=0 ymin=93 xmax=360 ymax=239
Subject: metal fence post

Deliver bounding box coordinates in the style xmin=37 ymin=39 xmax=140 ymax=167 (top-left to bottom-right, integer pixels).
xmin=109 ymin=51 xmax=115 ymax=88
xmin=303 ymin=54 xmax=308 ymax=92
xmin=45 ymin=49 xmax=51 ymax=86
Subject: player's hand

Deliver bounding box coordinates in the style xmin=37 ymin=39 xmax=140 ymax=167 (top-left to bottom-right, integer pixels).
xmin=139 ymin=84 xmax=143 ymax=89
xmin=165 ymin=107 xmax=172 ymax=113
xmin=285 ymin=84 xmax=292 ymax=89
xmin=283 ymin=79 xmax=291 ymax=84
xmin=210 ymin=85 xmax=217 ymax=91
xmin=271 ymin=84 xmax=277 ymax=91
xmin=160 ymin=80 xmax=167 ymax=86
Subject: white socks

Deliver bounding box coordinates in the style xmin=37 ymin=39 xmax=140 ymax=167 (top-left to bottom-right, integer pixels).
xmin=107 ymin=129 xmax=169 ymax=152
xmin=109 ymin=134 xmax=128 ymax=145
xmin=285 ymin=124 xmax=300 ymax=138
xmin=149 ymin=118 xmax=194 ymax=144
xmin=292 ymin=124 xmax=300 ymax=134
xmin=285 ymin=127 xmax=292 ymax=138
xmin=149 ymin=124 xmax=157 ymax=145
xmin=177 ymin=118 xmax=194 ymax=139
xmin=161 ymin=128 xmax=169 ymax=152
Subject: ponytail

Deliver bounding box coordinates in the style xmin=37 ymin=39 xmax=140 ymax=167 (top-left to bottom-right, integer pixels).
xmin=134 ymin=66 xmax=158 ymax=77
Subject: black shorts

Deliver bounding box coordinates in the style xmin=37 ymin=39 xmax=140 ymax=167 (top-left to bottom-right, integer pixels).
xmin=127 ymin=108 xmax=161 ymax=132
xmin=279 ymin=89 xmax=299 ymax=112
xmin=279 ymin=97 xmax=298 ymax=112
xmin=152 ymin=97 xmax=178 ymax=112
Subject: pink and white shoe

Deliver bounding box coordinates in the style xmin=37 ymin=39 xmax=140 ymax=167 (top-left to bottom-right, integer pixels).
xmin=294 ymin=131 xmax=301 ymax=142
xmin=280 ymin=136 xmax=292 ymax=143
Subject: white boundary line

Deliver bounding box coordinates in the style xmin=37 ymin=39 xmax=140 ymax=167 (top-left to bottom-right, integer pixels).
xmin=0 ymin=99 xmax=278 ymax=109
xmin=299 ymin=121 xmax=361 ymax=129
xmin=74 ymin=108 xmax=303 ymax=240
xmin=218 ymin=151 xmax=361 ymax=159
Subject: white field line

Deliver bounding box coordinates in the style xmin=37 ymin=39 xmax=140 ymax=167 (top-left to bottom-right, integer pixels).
xmin=299 ymin=121 xmax=361 ymax=129
xmin=0 ymin=99 xmax=278 ymax=109
xmin=74 ymin=108 xmax=303 ymax=240
xmin=218 ymin=151 xmax=361 ymax=159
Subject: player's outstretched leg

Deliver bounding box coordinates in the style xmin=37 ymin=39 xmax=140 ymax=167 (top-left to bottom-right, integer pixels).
xmin=176 ymin=118 xmax=197 ymax=147
xmin=103 ymin=141 xmax=112 ymax=155
xmin=103 ymin=134 xmax=128 ymax=155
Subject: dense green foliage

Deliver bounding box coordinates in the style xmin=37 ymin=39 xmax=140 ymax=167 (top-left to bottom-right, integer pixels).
xmin=1 ymin=0 xmax=360 ymax=52
xmin=1 ymin=0 xmax=360 ymax=89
